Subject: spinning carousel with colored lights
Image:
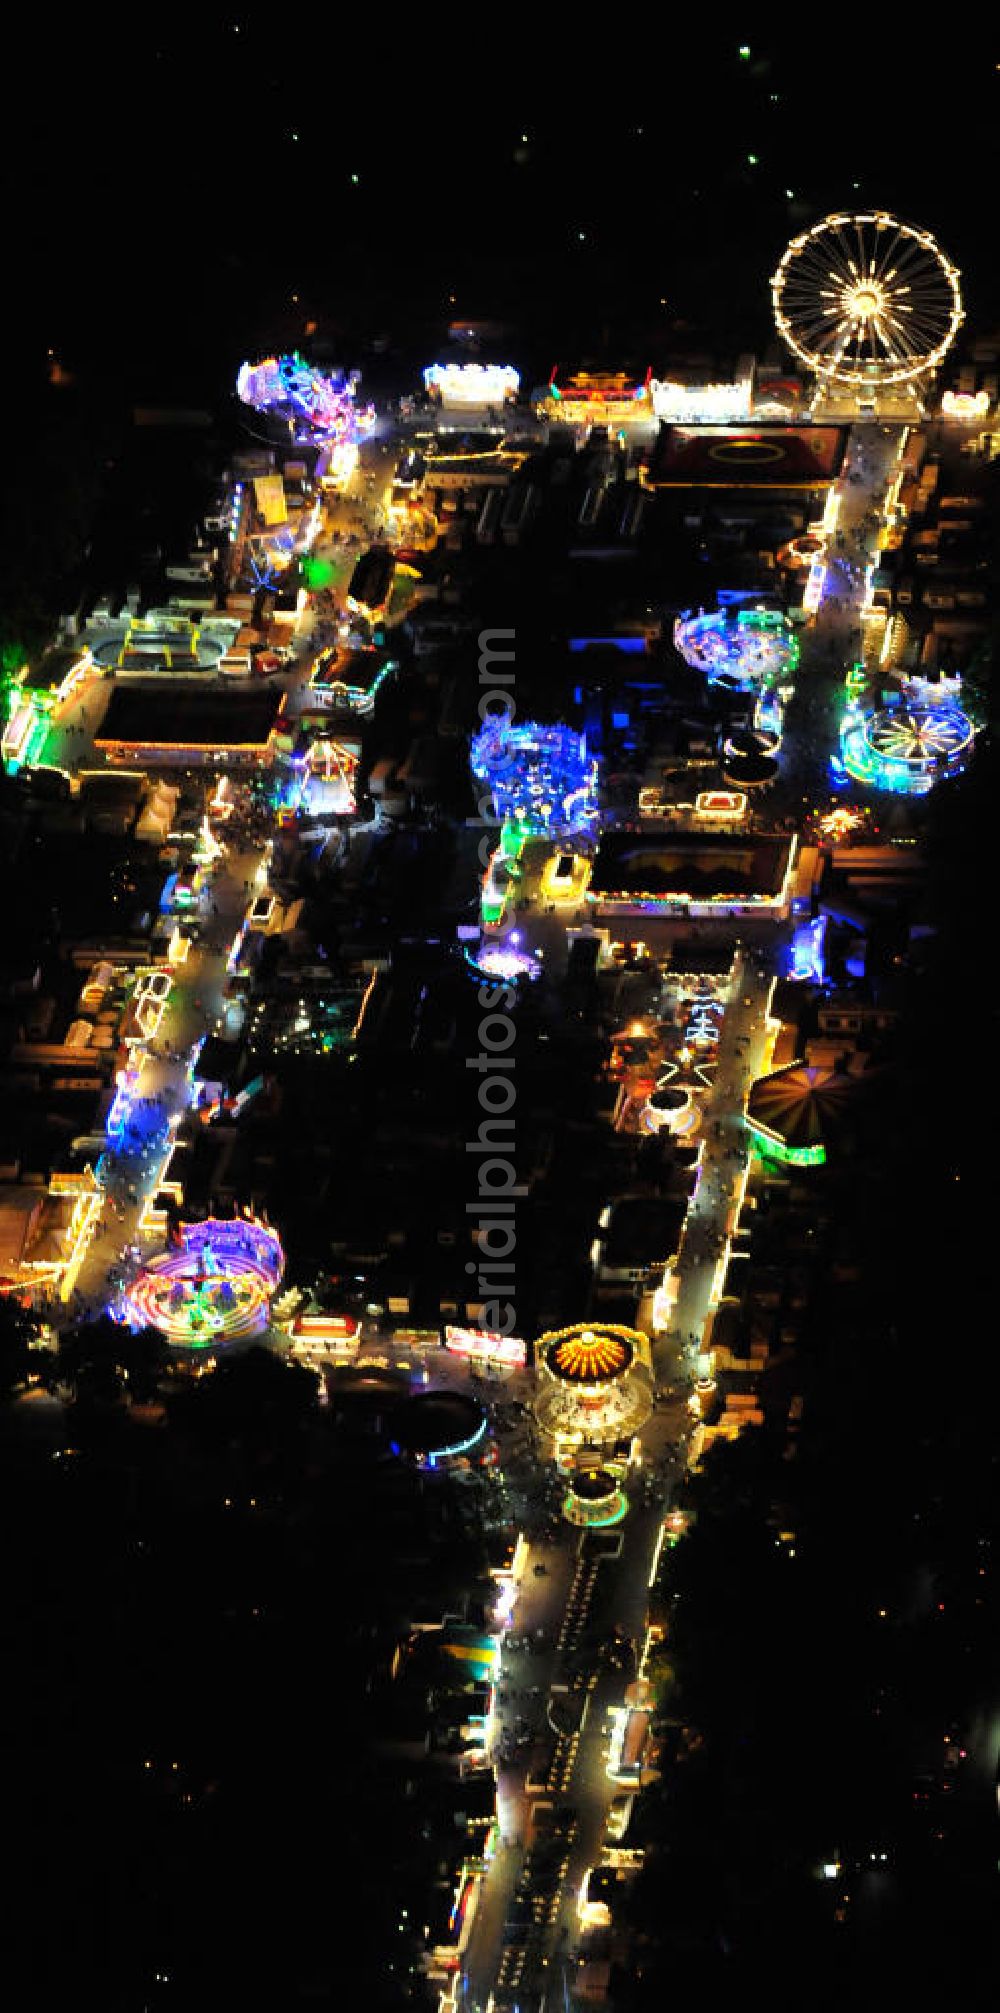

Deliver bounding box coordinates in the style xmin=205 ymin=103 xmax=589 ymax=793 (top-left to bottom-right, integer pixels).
xmin=533 ymin=1324 xmax=653 ymax=1452
xmin=839 ymin=689 xmax=974 ymax=796
xmin=122 ymin=1215 xmax=284 ymax=1347
xmin=673 ymin=604 xmax=799 ymax=694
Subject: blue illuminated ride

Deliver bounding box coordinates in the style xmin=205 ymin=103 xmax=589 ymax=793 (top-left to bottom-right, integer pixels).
xmin=788 ymin=915 xmax=827 ymax=984
xmin=123 ymin=1214 xmax=284 ymax=1347
xmin=673 ymin=603 xmax=799 ymax=693
xmin=470 ymin=719 xmax=598 ymax=835
xmin=839 ymin=693 xmax=973 ymax=796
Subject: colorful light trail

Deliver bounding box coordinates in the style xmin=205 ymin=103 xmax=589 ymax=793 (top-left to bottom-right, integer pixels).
xmin=122 ymin=1215 xmax=284 ymax=1347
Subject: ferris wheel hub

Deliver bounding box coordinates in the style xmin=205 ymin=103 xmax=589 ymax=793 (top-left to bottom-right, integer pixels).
xmin=845 ymin=282 xmax=884 ymax=320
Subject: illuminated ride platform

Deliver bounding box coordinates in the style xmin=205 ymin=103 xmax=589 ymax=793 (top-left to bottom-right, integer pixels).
xmin=562 ymin=1469 xmax=628 ymax=1529
xmin=122 ymin=1214 xmax=284 ymax=1347
xmin=470 ymin=720 xmax=598 ymax=836
xmin=837 ymin=689 xmax=974 ymax=796
xmin=388 ymin=1391 xmax=491 ymax=1471
xmin=673 ymin=603 xmax=799 ymax=693
xmin=284 ymin=734 xmax=359 ymax=815
xmin=642 ymin=1082 xmax=696 ymax=1136
xmin=89 ymin=615 xmax=234 ymax=674
xmin=721 ymin=733 xmax=780 ymax=791
xmin=533 ymin=1324 xmax=653 ymax=1451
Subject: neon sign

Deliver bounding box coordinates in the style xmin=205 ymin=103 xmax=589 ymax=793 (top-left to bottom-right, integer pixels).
xmin=694 ymin=789 xmax=747 ymax=818
xmin=445 ymin=1325 xmax=527 ymax=1368
xmin=470 ymin=719 xmax=598 ymax=835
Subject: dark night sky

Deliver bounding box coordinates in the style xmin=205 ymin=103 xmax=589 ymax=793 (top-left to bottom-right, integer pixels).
xmin=9 ymin=27 xmax=1000 ymax=398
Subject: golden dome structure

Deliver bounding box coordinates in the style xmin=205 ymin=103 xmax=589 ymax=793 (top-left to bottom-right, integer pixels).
xmin=533 ymin=1323 xmax=653 ymax=1453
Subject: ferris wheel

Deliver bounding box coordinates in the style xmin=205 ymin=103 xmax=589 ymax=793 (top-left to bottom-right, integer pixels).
xmin=771 ymin=212 xmax=963 ymax=387
xmin=863 ymin=702 xmax=972 ymax=772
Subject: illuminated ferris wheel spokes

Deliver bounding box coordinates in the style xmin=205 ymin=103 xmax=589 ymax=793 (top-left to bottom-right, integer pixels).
xmin=771 ymin=212 xmax=963 ymax=386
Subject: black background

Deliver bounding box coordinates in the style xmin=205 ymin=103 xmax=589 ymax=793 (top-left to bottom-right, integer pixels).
xmin=8 ymin=25 xmax=999 ymax=402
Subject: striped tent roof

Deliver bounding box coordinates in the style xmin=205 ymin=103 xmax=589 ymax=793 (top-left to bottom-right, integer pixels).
xmin=747 ymin=1063 xmax=857 ymax=1151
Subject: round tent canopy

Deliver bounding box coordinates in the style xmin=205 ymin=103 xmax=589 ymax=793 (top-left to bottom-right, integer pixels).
xmin=563 ymin=1467 xmax=628 ymax=1527
xmin=649 ymin=1084 xmax=690 ymax=1114
xmin=535 ymin=1323 xmax=653 ymax=1445
xmin=722 ymin=749 xmax=779 ymax=788
xmin=725 ymin=729 xmax=770 ymax=760
xmin=389 ymin=1389 xmax=488 ymax=1460
xmin=569 ymin=1469 xmax=620 ymax=1503
xmin=746 ymin=1062 xmax=858 ymax=1166
xmin=544 ymin=1326 xmax=635 ymax=1386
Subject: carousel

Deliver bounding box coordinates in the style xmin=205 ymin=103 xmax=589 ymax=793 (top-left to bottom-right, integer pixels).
xmin=533 ymin=1324 xmax=653 ymax=1454
xmin=122 ymin=1214 xmax=284 ymax=1347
